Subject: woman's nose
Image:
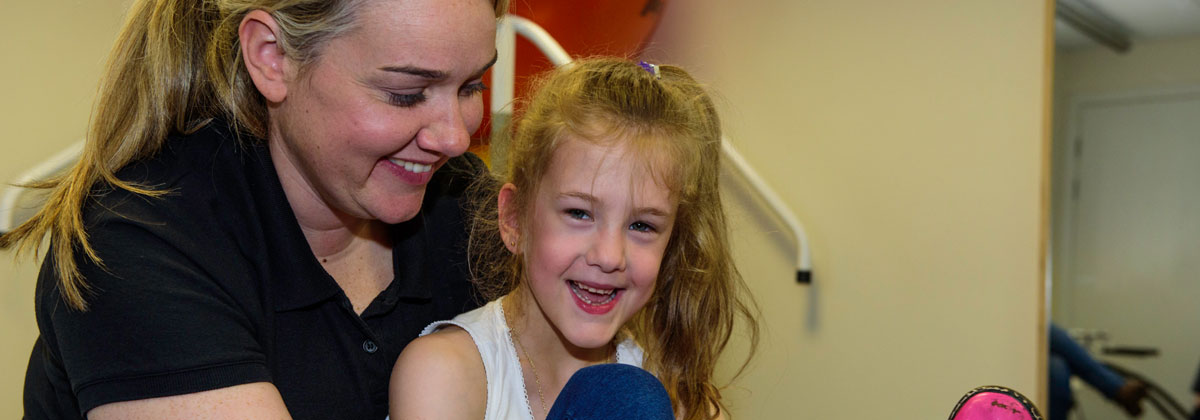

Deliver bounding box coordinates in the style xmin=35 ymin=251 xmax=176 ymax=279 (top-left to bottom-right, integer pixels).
xmin=586 ymin=228 xmax=626 ymax=273
xmin=416 ymin=97 xmax=472 ymax=157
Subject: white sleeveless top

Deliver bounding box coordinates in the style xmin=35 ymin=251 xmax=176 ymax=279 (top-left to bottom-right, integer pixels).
xmin=420 ymin=299 xmax=645 ymax=420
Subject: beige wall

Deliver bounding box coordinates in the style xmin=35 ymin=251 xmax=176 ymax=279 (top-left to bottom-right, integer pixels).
xmin=1 ymin=0 xmax=132 ymax=416
xmin=2 ymin=1 xmax=1051 ymax=418
xmin=650 ymin=1 xmax=1051 ymax=417
xmin=1050 ymin=35 xmax=1200 ymax=318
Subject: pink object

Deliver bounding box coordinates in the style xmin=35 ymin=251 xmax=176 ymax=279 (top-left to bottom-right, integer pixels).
xmin=948 ymin=386 xmax=1044 ymax=420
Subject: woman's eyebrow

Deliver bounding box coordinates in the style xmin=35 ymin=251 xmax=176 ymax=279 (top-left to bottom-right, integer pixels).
xmin=470 ymin=51 xmax=499 ymax=79
xmin=379 ymin=51 xmax=499 ymax=81
xmin=378 ymin=65 xmax=446 ymax=80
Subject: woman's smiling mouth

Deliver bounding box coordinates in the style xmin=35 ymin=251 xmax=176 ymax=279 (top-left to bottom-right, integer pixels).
xmin=388 ymin=158 xmax=433 ymax=173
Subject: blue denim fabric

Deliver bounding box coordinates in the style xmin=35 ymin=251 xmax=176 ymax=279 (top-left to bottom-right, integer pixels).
xmin=546 ymin=364 xmax=674 ymax=420
xmin=1193 ymin=359 xmax=1200 ymax=393
xmin=1048 ymin=354 xmax=1072 ymax=420
xmin=1192 ymin=361 xmax=1200 ymax=420
xmin=1047 ymin=323 xmax=1127 ymax=420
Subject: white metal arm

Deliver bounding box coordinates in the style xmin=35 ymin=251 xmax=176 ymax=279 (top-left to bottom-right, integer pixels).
xmin=720 ymin=137 xmax=812 ymax=283
xmin=491 ymin=15 xmax=573 ymax=115
xmin=499 ymin=14 xmax=813 ymax=283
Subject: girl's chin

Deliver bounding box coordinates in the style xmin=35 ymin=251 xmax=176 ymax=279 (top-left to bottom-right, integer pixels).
xmin=570 ymin=339 xmax=616 ymax=351
xmin=563 ymin=328 xmax=621 ymax=351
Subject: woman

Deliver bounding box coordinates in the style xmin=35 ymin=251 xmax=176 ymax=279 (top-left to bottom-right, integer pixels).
xmin=4 ymin=0 xmax=506 ymax=418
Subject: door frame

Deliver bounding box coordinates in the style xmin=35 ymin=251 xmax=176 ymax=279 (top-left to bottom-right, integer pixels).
xmin=1053 ymin=85 xmax=1200 ymax=321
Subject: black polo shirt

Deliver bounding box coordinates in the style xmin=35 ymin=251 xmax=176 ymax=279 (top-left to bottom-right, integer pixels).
xmin=23 ymin=120 xmax=486 ymax=419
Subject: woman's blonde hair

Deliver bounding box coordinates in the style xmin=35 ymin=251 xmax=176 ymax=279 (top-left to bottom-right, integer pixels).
xmin=469 ymin=57 xmax=759 ymax=420
xmin=0 ymin=0 xmax=509 ymax=311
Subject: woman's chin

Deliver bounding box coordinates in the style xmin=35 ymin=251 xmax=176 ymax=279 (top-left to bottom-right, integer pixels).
xmin=365 ymin=193 xmax=426 ymax=224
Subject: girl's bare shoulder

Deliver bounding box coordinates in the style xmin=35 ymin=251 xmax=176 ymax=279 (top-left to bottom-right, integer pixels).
xmin=389 ymin=326 xmax=486 ymax=419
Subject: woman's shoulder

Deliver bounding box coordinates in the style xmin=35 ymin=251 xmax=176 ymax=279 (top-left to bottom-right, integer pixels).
xmin=433 ymin=151 xmax=488 ymax=190
xmin=67 ymin=120 xmax=277 ymax=300
xmin=110 ymin=119 xmax=252 ymax=190
xmin=419 ymin=151 xmax=490 ymax=217
xmin=85 ymin=120 xmax=269 ymax=235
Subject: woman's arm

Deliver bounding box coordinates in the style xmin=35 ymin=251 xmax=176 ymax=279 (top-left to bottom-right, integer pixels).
xmin=389 ymin=328 xmax=487 ymax=420
xmin=35 ymin=189 xmax=282 ymax=416
xmin=88 ymin=383 xmax=291 ymax=420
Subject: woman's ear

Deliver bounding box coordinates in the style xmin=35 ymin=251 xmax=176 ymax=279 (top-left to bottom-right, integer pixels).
xmin=239 ymin=10 xmax=289 ymax=103
xmin=498 ymin=183 xmax=520 ymax=254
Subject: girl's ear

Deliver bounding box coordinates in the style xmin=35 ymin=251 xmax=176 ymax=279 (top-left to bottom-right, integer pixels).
xmin=239 ymin=10 xmax=290 ymax=103
xmin=498 ymin=183 xmax=520 ymax=254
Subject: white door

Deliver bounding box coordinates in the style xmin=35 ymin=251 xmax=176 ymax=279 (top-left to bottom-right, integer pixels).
xmin=1058 ymin=90 xmax=1200 ymax=420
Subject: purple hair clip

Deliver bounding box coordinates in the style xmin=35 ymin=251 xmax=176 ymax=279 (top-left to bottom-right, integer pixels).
xmin=638 ymin=61 xmax=661 ymax=79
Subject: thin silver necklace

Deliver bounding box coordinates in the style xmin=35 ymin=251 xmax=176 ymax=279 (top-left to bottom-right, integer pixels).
xmin=504 ymin=298 xmax=618 ymax=419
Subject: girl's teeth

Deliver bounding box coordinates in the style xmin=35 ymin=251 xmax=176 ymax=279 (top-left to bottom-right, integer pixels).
xmin=569 ymin=281 xmax=618 ymax=305
xmin=577 ymin=282 xmax=613 ymax=295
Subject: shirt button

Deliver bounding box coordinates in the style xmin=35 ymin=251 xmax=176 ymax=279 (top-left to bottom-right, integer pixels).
xmin=362 ymin=340 xmax=378 ymax=354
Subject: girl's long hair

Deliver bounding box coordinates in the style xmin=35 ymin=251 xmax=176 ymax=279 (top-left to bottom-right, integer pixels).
xmin=0 ymin=0 xmax=509 ymax=311
xmin=469 ymin=57 xmax=760 ymax=420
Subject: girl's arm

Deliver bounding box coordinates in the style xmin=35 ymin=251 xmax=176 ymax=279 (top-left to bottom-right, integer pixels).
xmin=389 ymin=328 xmax=487 ymax=420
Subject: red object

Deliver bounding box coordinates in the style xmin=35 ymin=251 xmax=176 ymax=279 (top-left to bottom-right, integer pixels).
xmin=473 ymin=0 xmax=668 ymax=147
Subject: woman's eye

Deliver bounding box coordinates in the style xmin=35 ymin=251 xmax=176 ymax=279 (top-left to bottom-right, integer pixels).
xmin=565 ymin=209 xmax=591 ymax=220
xmin=387 ymin=92 xmax=426 ymax=107
xmin=629 ymin=221 xmax=657 ymax=233
xmin=460 ymin=82 xmax=488 ymax=97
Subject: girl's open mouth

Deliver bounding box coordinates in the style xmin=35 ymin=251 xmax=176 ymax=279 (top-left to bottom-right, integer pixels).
xmin=567 ymin=280 xmax=622 ymax=314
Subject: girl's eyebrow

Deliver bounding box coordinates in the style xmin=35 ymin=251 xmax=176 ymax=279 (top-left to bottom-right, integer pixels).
xmin=558 ymin=192 xmax=672 ymax=218
xmin=557 ymin=192 xmax=597 ymax=204
xmin=635 ymin=207 xmax=672 ymax=218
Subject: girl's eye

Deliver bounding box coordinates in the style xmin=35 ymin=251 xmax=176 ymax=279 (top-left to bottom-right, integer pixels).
xmin=629 ymin=221 xmax=657 ymax=233
xmin=387 ymin=92 xmax=426 ymax=107
xmin=566 ymin=209 xmax=591 ymax=221
xmin=460 ymin=82 xmax=488 ymax=97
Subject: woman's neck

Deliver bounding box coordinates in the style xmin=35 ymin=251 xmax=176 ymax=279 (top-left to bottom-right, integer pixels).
xmin=269 ymin=136 xmax=393 ymax=313
xmin=293 ymin=206 xmax=394 ymax=315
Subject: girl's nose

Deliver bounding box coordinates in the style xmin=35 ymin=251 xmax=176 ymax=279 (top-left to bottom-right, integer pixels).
xmin=586 ymin=228 xmax=626 ymax=273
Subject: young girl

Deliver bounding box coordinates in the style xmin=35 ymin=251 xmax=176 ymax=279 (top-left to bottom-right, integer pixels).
xmin=389 ymin=58 xmax=758 ymax=420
